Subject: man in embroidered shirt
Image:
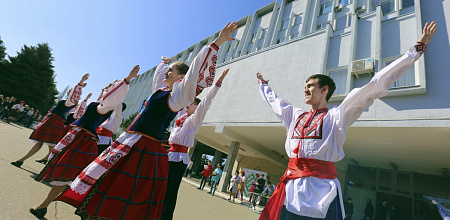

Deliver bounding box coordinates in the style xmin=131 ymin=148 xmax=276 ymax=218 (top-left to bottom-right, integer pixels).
xmin=258 ymin=22 xmax=437 ymax=220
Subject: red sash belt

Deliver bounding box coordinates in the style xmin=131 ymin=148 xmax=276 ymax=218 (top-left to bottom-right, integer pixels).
xmin=168 ymin=143 xmax=189 ymax=153
xmin=96 ymin=127 xmax=113 ymax=137
xmin=259 ymin=158 xmax=337 ymax=220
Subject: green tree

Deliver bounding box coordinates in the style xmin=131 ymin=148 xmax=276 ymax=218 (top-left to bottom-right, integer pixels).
xmin=119 ymin=112 xmax=139 ymax=131
xmin=0 ymin=42 xmax=57 ymax=113
xmin=0 ymin=36 xmax=6 ymax=61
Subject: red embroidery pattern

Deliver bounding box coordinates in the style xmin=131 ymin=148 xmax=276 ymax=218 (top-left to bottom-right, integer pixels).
xmin=94 ymin=156 xmax=114 ymax=169
xmin=79 ymin=171 xmax=96 ymax=185
xmin=175 ymin=114 xmax=189 ymax=128
xmin=70 ymin=85 xmax=83 ymax=104
xmin=411 ymin=42 xmax=426 ymax=55
xmin=291 ymin=109 xmax=328 ymax=155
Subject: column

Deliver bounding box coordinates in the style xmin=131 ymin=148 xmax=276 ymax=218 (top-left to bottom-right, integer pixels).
xmin=218 ymin=141 xmax=240 ymax=192
xmin=191 ymin=148 xmax=203 ymax=176
xmin=211 ymin=150 xmax=223 ymax=168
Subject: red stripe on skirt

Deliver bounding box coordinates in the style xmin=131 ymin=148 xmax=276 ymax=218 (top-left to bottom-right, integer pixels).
xmin=29 ymin=113 xmax=66 ymax=144
xmin=57 ymin=135 xmax=169 ymax=220
xmin=36 ymin=129 xmax=98 ymax=183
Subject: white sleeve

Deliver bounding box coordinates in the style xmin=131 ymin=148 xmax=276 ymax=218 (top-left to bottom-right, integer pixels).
xmin=190 ymin=84 xmax=220 ymax=126
xmin=65 ymin=84 xmax=83 ymax=107
xmin=97 ymin=79 xmax=130 ymax=114
xmin=152 ymin=61 xmax=169 ymax=93
xmin=336 ymin=43 xmax=424 ymax=129
xmin=169 ymin=43 xmax=219 ymax=111
xmin=73 ymin=99 xmax=87 ymax=119
xmin=259 ymin=81 xmax=302 ymax=130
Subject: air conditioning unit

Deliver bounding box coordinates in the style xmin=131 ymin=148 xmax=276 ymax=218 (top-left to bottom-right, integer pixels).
xmin=334 ymin=4 xmax=344 ymax=13
xmin=351 ymin=57 xmax=374 ymax=78
xmin=355 ymin=5 xmax=366 ymax=14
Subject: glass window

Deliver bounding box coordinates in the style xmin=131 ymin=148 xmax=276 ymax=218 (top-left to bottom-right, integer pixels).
xmin=251 ymin=33 xmax=257 ymax=43
xmin=338 ymin=0 xmax=352 ymax=6
xmin=260 ymin=29 xmax=268 ymax=39
xmin=401 ymin=0 xmax=414 ymax=9
xmin=281 ymin=19 xmax=289 ymax=30
xmin=373 ymin=0 xmax=395 ymax=14
xmin=386 ymin=59 xmax=415 ymax=88
xmin=290 ymin=33 xmax=299 ymax=40
xmin=316 ymin=22 xmax=327 ymax=30
xmin=256 ymin=46 xmax=262 ymax=51
xmin=329 ymin=69 xmax=347 ymax=95
xmin=319 ymin=1 xmax=333 ymax=15
xmin=293 ymin=14 xmax=302 ymax=26
xmin=335 ymin=16 xmax=348 ymax=30
xmin=276 ymin=37 xmax=285 ymax=44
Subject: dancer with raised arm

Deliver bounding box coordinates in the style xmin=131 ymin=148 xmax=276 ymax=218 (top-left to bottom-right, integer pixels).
xmin=259 ymin=22 xmax=437 ymax=220
xmin=29 ymin=66 xmax=139 ymax=219
xmin=161 ymin=69 xmax=229 ymax=220
xmin=56 ymin=22 xmax=238 ymax=220
xmin=36 ymin=93 xmax=92 ymax=164
xmin=11 ymin=74 xmax=89 ymax=168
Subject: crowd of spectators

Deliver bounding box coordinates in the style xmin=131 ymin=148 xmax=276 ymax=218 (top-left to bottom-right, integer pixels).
xmin=0 ymin=94 xmax=41 ymax=127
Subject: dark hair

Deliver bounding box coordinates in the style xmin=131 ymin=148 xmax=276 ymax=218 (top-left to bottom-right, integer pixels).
xmin=172 ymin=61 xmax=189 ymax=75
xmin=193 ymin=98 xmax=201 ymax=105
xmin=347 ymin=197 xmax=352 ymax=201
xmin=305 ymin=74 xmax=336 ymax=101
xmin=267 ymin=181 xmax=272 ymax=185
xmin=122 ymin=103 xmax=127 ymax=111
xmin=208 ymin=160 xmax=211 ymax=163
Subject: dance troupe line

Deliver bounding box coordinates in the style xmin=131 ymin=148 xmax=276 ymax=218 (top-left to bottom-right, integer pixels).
xmin=9 ymin=21 xmax=436 ymax=220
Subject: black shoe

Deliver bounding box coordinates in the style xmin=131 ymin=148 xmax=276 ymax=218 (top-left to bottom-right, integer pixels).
xmin=11 ymin=161 xmax=23 ymax=168
xmin=35 ymin=159 xmax=48 ymax=164
xmin=30 ymin=207 xmax=47 ymax=218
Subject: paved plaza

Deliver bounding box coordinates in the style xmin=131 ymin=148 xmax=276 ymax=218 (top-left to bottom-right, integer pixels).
xmin=0 ymin=121 xmax=260 ymax=220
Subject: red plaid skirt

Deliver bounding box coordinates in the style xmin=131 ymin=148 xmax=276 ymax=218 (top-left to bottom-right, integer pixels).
xmin=35 ymin=129 xmax=98 ymax=183
xmin=64 ymin=135 xmax=169 ymax=220
xmin=29 ymin=113 xmax=66 ymax=145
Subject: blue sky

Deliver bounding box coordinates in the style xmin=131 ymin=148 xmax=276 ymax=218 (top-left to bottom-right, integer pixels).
xmin=0 ymin=0 xmax=278 ymax=100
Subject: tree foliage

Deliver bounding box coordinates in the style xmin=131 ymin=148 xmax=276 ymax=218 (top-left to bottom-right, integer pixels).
xmin=120 ymin=112 xmax=139 ymax=130
xmin=0 ymin=37 xmax=58 ymax=113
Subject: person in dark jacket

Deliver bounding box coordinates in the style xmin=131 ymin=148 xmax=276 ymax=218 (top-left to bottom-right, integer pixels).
xmin=364 ymin=199 xmax=374 ymax=219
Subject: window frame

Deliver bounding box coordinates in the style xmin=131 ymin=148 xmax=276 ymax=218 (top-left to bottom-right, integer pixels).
xmin=319 ymin=1 xmax=333 ymax=16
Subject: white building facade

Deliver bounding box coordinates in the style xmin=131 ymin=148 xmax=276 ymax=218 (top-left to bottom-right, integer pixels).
xmin=123 ymin=1 xmax=450 ymax=219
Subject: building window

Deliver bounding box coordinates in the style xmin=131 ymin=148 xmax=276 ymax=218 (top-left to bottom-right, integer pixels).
xmin=335 ymin=15 xmax=348 ymax=30
xmin=260 ymin=28 xmax=268 ymax=39
xmin=338 ymin=0 xmax=352 ymax=6
xmin=319 ymin=1 xmax=333 ymax=15
xmin=250 ymin=33 xmax=257 ymax=43
xmin=276 ymin=37 xmax=286 ymax=44
xmin=293 ymin=14 xmax=302 ymax=26
xmin=256 ymin=46 xmax=262 ymax=51
xmin=290 ymin=33 xmax=299 ymax=40
xmin=329 ymin=68 xmax=347 ymax=95
xmin=316 ymin=22 xmax=327 ymax=30
xmin=373 ymin=0 xmax=396 ymax=14
xmin=401 ymin=0 xmax=414 ymax=9
xmin=385 ymin=58 xmax=415 ymax=88
xmin=231 ymin=40 xmax=240 ymax=59
xmin=281 ymin=19 xmax=289 ymax=30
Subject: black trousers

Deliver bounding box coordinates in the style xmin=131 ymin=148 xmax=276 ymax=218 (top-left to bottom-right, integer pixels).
xmin=161 ymin=161 xmax=187 ymax=220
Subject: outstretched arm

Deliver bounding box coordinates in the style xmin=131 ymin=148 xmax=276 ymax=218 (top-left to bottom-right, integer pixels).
xmin=337 ymin=21 xmax=437 ymax=129
xmin=257 ymin=72 xmax=300 ymax=130
xmin=152 ymin=56 xmax=174 ymax=93
xmin=190 ymin=69 xmax=229 ymax=125
xmin=169 ymin=22 xmax=238 ymax=111
xmin=98 ymin=65 xmax=140 ymax=114
xmin=73 ymin=93 xmax=92 ymax=119
xmin=65 ymin=73 xmax=90 ymax=107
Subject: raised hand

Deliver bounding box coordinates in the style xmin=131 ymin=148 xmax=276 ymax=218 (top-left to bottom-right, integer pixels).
xmin=256 ymin=72 xmax=268 ymax=83
xmin=79 ymin=73 xmax=90 ymax=87
xmin=84 ymin=93 xmax=92 ymax=101
xmin=161 ymin=56 xmax=174 ymax=63
xmin=126 ymin=65 xmax=140 ymax=83
xmin=216 ymin=69 xmax=229 ymax=84
xmin=213 ymin=22 xmax=239 ymax=47
xmin=418 ymin=21 xmax=437 ymax=45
